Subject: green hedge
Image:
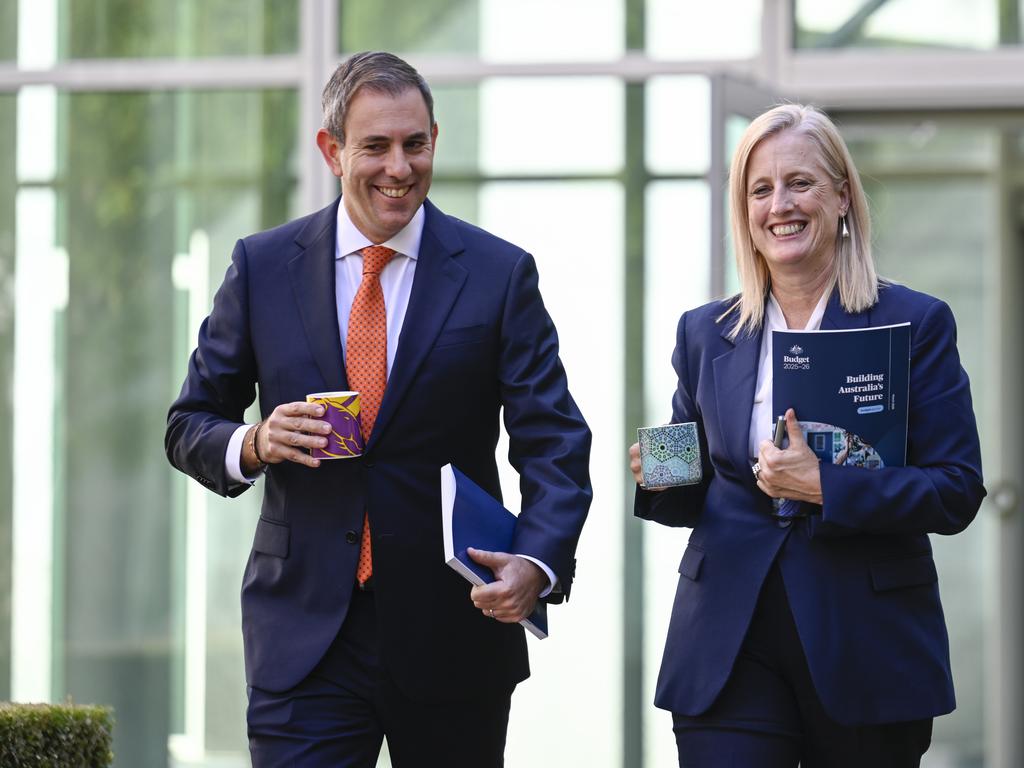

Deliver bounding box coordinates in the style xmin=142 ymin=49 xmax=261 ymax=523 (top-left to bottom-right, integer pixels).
xmin=0 ymin=702 xmax=114 ymax=768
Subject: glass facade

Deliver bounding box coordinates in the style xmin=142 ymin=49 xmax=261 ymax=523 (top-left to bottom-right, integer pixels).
xmin=5 ymin=84 xmax=296 ymax=765
xmin=844 ymin=118 xmax=1013 ymax=764
xmin=795 ymin=0 xmax=1023 ymax=49
xmin=66 ymin=1 xmax=298 ymax=59
xmin=1 ymin=2 xmax=1021 ymax=767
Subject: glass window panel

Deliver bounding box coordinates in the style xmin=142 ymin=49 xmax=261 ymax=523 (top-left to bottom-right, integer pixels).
xmin=427 ymin=181 xmax=479 ymax=222
xmin=869 ymin=174 xmax=991 ymax=767
xmin=645 ymin=76 xmax=710 ymax=176
xmin=845 ymin=120 xmax=1001 ymax=766
xmin=0 ymin=3 xmax=15 ymax=60
xmin=340 ymin=0 xmax=480 ymax=56
xmin=647 ymin=0 xmax=761 ymax=60
xmin=0 ymin=94 xmax=14 ymax=701
xmin=723 ymin=113 xmax=752 ymax=296
xmin=642 ymin=180 xmax=709 ymax=767
xmin=64 ymin=0 xmax=297 ymax=59
xmin=480 ymin=180 xmax=624 ymax=767
xmin=643 ymin=181 xmax=710 ymax=425
xmin=432 ymin=86 xmax=481 ymax=176
xmin=30 ymin=88 xmax=297 ymax=767
xmin=795 ymin=0 xmax=1004 ymax=50
xmin=480 ymin=78 xmax=624 ymax=175
xmin=843 ymin=120 xmax=998 ymax=173
xmin=480 ymin=0 xmax=624 ymax=62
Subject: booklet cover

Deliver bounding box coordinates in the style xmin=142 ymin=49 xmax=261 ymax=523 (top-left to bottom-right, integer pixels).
xmin=440 ymin=464 xmax=548 ymax=639
xmin=772 ymin=323 xmax=911 ymax=469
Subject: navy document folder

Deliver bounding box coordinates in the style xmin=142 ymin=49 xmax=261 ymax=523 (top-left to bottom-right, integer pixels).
xmin=440 ymin=463 xmax=548 ymax=639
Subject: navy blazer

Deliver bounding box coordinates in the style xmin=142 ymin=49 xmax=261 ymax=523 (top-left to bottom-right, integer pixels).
xmin=636 ymin=283 xmax=985 ymax=725
xmin=166 ymin=198 xmax=592 ymax=699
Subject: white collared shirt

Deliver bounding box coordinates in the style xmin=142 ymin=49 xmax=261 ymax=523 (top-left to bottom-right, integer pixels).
xmin=748 ymin=289 xmax=830 ymax=460
xmin=334 ymin=202 xmax=424 ymax=376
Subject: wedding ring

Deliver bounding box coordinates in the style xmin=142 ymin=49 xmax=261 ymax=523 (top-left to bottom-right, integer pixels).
xmin=752 ymin=462 xmax=761 ymax=481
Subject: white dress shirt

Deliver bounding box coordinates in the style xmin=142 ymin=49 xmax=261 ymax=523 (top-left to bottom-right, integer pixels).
xmin=747 ymin=289 xmax=830 ymax=460
xmin=224 ymin=201 xmax=556 ymax=594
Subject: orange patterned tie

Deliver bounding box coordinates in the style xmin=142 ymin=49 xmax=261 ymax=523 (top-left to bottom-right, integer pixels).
xmin=346 ymin=245 xmax=395 ymax=585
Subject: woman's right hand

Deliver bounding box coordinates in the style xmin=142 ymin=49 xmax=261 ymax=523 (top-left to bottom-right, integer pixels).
xmin=629 ymin=442 xmax=665 ymax=491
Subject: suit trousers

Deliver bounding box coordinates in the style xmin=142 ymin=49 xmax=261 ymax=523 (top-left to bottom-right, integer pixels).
xmin=247 ymin=586 xmax=514 ymax=767
xmin=672 ymin=563 xmax=933 ymax=768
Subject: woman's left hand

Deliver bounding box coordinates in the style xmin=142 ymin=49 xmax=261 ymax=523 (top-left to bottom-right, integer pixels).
xmin=756 ymin=408 xmax=823 ymax=505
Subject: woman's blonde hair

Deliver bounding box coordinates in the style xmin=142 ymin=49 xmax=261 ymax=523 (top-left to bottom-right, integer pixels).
xmin=720 ymin=104 xmax=877 ymax=339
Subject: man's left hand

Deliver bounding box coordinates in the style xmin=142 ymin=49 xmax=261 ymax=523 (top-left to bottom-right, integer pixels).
xmin=467 ymin=549 xmax=547 ymax=624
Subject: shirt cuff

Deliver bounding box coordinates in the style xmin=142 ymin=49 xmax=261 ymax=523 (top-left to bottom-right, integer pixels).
xmin=226 ymin=423 xmax=263 ymax=485
xmin=514 ymin=555 xmax=558 ymax=599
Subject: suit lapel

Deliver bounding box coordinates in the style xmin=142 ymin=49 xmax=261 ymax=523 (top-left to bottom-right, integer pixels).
xmin=369 ymin=200 xmax=468 ymax=449
xmin=288 ymin=198 xmax=348 ymax=392
xmin=712 ymin=318 xmax=763 ymax=481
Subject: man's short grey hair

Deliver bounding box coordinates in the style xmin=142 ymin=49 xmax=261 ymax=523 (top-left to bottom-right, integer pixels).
xmin=321 ymin=51 xmax=435 ymax=145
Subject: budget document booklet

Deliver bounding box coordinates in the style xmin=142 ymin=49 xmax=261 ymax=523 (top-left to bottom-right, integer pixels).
xmin=440 ymin=463 xmax=548 ymax=639
xmin=772 ymin=323 xmax=911 ymax=469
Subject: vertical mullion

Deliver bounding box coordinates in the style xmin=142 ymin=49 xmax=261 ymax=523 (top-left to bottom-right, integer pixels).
xmin=709 ymin=74 xmax=726 ymax=299
xmin=623 ymin=0 xmax=646 ymax=765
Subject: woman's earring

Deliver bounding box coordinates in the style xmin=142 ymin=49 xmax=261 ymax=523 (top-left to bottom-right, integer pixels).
xmin=841 ymin=214 xmax=850 ymax=239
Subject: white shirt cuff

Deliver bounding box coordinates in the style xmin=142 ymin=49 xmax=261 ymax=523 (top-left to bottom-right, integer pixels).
xmin=515 ymin=555 xmax=558 ymax=599
xmin=226 ymin=423 xmax=263 ymax=485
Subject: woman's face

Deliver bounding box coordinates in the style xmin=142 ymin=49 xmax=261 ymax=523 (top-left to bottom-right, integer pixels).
xmin=745 ymin=129 xmax=850 ymax=277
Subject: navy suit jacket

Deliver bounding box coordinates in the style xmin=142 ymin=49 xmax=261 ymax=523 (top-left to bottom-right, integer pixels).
xmin=636 ymin=283 xmax=985 ymax=725
xmin=166 ymin=197 xmax=592 ymax=700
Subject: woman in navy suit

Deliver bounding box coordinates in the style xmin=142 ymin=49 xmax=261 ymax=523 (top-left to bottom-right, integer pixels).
xmin=630 ymin=104 xmax=985 ymax=767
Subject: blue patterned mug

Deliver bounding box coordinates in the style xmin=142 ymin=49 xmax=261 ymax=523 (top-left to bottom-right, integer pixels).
xmin=637 ymin=422 xmax=702 ymax=488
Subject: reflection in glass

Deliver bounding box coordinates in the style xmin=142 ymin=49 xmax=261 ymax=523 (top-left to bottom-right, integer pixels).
xmin=795 ymin=0 xmax=1005 ymax=50
xmin=1 ymin=3 xmax=16 ymax=60
xmin=432 ymin=86 xmax=481 ymax=176
xmin=480 ymin=78 xmax=624 ymax=175
xmin=340 ymin=0 xmax=479 ymax=55
xmin=66 ymin=0 xmax=297 ymax=59
xmin=846 ymin=121 xmax=998 ymax=767
xmin=645 ymin=77 xmax=710 ymax=176
xmin=481 ymin=180 xmax=624 ymax=768
xmin=647 ymin=0 xmax=761 ymax=60
xmin=35 ymin=88 xmax=297 ymax=767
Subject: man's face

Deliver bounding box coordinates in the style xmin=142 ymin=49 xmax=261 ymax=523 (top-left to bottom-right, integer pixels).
xmin=321 ymin=87 xmax=437 ymax=244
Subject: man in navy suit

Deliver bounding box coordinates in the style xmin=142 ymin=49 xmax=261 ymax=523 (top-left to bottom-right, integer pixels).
xmin=166 ymin=51 xmax=591 ymax=767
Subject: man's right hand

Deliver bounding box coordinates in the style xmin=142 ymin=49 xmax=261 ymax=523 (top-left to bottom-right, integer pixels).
xmin=242 ymin=401 xmax=333 ymax=472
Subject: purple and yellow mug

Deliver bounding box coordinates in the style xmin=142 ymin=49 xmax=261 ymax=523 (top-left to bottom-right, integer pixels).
xmin=306 ymin=391 xmax=364 ymax=459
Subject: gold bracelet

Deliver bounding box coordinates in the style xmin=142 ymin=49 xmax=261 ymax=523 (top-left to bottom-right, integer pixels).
xmin=250 ymin=421 xmax=267 ymax=466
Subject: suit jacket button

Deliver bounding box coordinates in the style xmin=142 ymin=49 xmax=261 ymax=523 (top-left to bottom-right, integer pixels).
xmin=345 ymin=530 xmax=358 ymax=544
